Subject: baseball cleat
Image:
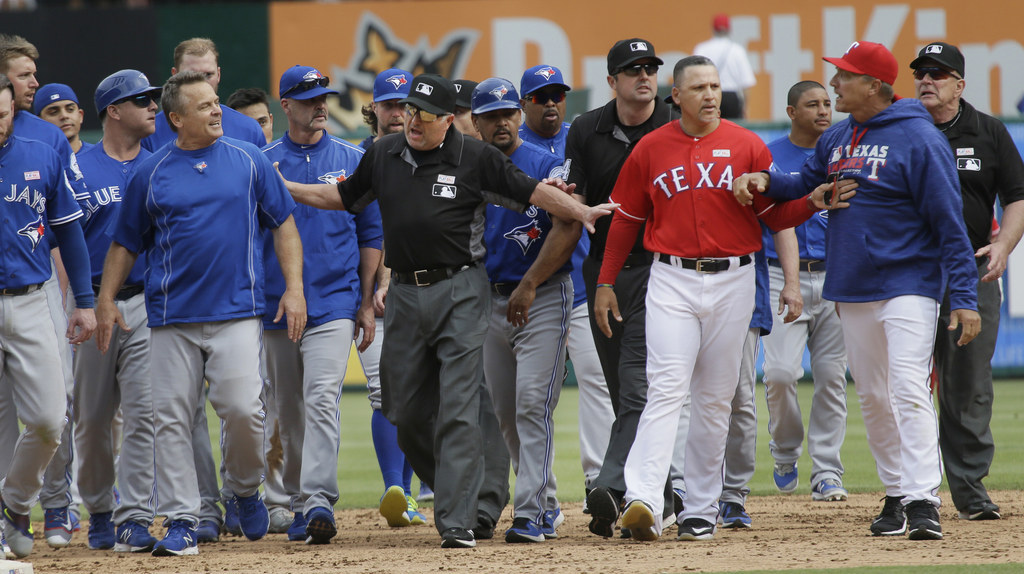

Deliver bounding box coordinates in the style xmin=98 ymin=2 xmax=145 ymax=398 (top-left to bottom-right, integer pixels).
xmin=1 ymin=498 xmax=34 ymax=558
xmin=151 ymin=520 xmax=199 ymax=556
xmin=811 ymin=479 xmax=849 ymax=502
xmin=672 ymin=488 xmax=685 ymax=518
xmin=87 ymin=510 xmax=116 ymax=550
xmin=304 ymin=507 xmax=337 ymax=545
xmin=621 ymin=500 xmax=659 ymax=541
xmin=906 ymin=500 xmax=943 ymax=540
xmin=440 ymin=527 xmax=476 ymax=548
xmin=718 ymin=501 xmax=752 ymax=528
xmin=405 ymin=495 xmax=427 ymax=525
xmin=870 ymin=496 xmax=908 ymax=536
xmin=773 ymin=462 xmax=798 ymax=493
xmin=379 ymin=485 xmax=412 ymax=527
xmin=286 ymin=512 xmax=307 ymax=542
xmin=958 ymin=501 xmax=1000 ymax=521
xmin=677 ymin=517 xmax=716 ymax=541
xmin=268 ymin=506 xmax=293 ymax=533
xmin=195 ymin=520 xmax=220 ymax=543
xmin=585 ymin=486 xmax=621 ymax=538
xmin=417 ymin=482 xmax=434 ymax=503
xmin=44 ymin=506 xmax=75 ymax=548
xmin=542 ymin=508 xmax=564 ymax=539
xmin=224 ymin=497 xmax=242 ymax=536
xmin=114 ymin=520 xmax=157 ymax=553
xmin=234 ymin=492 xmax=269 ymax=541
xmin=504 ymin=517 xmax=545 ymax=543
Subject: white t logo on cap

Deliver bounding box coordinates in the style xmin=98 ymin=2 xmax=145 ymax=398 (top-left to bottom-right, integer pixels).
xmin=416 ymin=83 xmax=433 ymax=95
xmin=629 ymin=41 xmax=648 ymax=52
xmin=926 ymin=45 xmax=943 ymax=54
xmin=845 ymin=41 xmax=860 ymax=55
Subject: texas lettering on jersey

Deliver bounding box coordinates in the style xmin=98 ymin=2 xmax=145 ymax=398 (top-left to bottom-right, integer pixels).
xmin=653 ymin=161 xmax=735 ymax=198
xmin=827 ymin=138 xmax=890 ymax=181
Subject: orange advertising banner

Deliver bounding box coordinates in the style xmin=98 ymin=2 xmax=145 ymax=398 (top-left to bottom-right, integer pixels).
xmin=270 ymin=0 xmax=1024 ymax=130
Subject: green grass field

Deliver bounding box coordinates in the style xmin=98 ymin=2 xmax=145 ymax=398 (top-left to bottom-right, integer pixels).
xmin=306 ymin=378 xmax=1024 ymax=509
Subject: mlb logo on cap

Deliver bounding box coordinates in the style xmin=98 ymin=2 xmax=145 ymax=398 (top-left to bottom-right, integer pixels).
xmin=926 ymin=44 xmax=943 ymax=54
xmin=630 ymin=41 xmax=648 ymax=52
xmin=49 ymin=93 xmax=60 ymax=101
xmin=416 ymin=83 xmax=434 ymax=95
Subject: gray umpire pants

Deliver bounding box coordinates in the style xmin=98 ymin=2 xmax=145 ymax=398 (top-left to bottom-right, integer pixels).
xmin=762 ymin=266 xmax=847 ymax=487
xmin=265 ymin=319 xmax=352 ymax=514
xmin=150 ymin=318 xmax=266 ymax=524
xmin=381 ymin=264 xmax=489 ymax=534
xmin=935 ymin=257 xmax=1000 ymax=512
xmin=484 ymin=274 xmax=571 ymax=524
xmin=73 ymin=292 xmax=155 ymax=525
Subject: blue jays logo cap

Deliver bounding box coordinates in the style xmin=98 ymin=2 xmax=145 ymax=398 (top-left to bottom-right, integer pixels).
xmin=33 ymin=83 xmax=80 ymax=116
xmin=520 ymin=65 xmax=571 ymax=97
xmin=607 ymin=38 xmax=664 ymax=75
xmin=399 ymin=74 xmax=456 ymax=116
xmin=279 ymin=65 xmax=338 ymax=100
xmin=94 ymin=70 xmax=162 ymax=117
xmin=453 ymin=79 xmax=478 ymax=109
xmin=373 ymin=68 xmax=413 ymax=102
xmin=471 ymin=77 xmax=521 ymax=115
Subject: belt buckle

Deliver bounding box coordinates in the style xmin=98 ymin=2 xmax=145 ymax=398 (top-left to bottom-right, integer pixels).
xmin=413 ymin=269 xmax=431 ymax=287
xmin=695 ymin=259 xmax=717 ymax=273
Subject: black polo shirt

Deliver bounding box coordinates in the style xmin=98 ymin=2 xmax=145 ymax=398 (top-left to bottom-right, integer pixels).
xmin=338 ymin=126 xmax=537 ymax=273
xmin=940 ymin=99 xmax=1024 ymax=252
xmin=565 ymin=97 xmax=676 ymax=258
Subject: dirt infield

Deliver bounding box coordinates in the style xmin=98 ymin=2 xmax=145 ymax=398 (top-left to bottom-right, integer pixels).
xmin=22 ymin=490 xmax=1023 ymax=573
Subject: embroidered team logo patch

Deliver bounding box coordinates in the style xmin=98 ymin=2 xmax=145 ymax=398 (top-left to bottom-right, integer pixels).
xmin=386 ymin=75 xmax=407 ymax=90
xmin=534 ymin=67 xmax=556 ymax=80
xmin=18 ymin=216 xmax=45 ymax=251
xmin=415 ymin=83 xmax=433 ymax=96
xmin=489 ymin=85 xmax=508 ymax=99
xmin=194 ymin=161 xmax=207 ymax=173
xmin=432 ymin=184 xmax=457 ymax=198
xmin=504 ymin=219 xmax=543 ymax=255
xmin=630 ymin=41 xmax=648 ymax=52
xmin=957 ymin=157 xmax=981 ymax=171
xmin=318 ymin=169 xmax=348 ymax=184
xmin=925 ymin=44 xmax=943 ymax=54
xmin=24 ymin=171 xmax=40 ymax=181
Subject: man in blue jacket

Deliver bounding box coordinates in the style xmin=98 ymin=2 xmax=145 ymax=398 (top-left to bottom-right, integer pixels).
xmin=734 ymin=41 xmax=980 ymax=542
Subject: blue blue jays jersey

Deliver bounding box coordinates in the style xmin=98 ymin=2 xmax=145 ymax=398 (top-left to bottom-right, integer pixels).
xmin=14 ymin=111 xmax=88 ymax=197
xmin=763 ymin=136 xmax=828 ymax=261
xmin=0 ymin=136 xmax=84 ymax=289
xmin=262 ymin=131 xmax=383 ymax=329
xmin=519 ymin=123 xmax=571 ymax=158
xmin=485 ymin=140 xmax=567 ymax=283
xmin=74 ymin=142 xmax=151 ymax=286
xmin=141 ymin=105 xmax=265 ymax=153
xmin=77 ymin=141 xmax=94 ymax=155
xmin=113 ymin=137 xmax=296 ymax=327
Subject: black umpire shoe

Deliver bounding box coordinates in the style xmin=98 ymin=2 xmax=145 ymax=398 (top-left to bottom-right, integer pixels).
xmin=906 ymin=500 xmax=943 ymax=540
xmin=870 ymin=496 xmax=908 ymax=536
xmin=586 ymin=487 xmax=621 ymax=538
xmin=440 ymin=527 xmax=476 ymax=548
xmin=472 ymin=515 xmax=495 ymax=540
xmin=958 ymin=501 xmax=1001 ymax=521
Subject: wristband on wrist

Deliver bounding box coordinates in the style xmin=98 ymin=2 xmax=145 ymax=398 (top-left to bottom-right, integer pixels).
xmin=597 ymin=283 xmax=614 ymax=289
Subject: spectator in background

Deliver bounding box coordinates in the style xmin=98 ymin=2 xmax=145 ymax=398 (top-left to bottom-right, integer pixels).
xmin=693 ymin=14 xmax=756 ymax=119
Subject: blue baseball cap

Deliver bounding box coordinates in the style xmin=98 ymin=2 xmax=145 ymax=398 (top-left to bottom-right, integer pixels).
xmin=279 ymin=65 xmax=338 ymax=100
xmin=373 ymin=68 xmax=413 ymax=102
xmin=94 ymin=70 xmax=162 ymax=117
xmin=519 ymin=65 xmax=571 ymax=97
xmin=34 ymin=83 xmax=80 ymax=116
xmin=471 ymin=78 xmax=521 ymax=115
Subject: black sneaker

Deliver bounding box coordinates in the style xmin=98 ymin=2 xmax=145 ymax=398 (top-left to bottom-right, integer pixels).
xmin=677 ymin=518 xmax=715 ymax=541
xmin=906 ymin=500 xmax=943 ymax=540
xmin=870 ymin=496 xmax=907 ymax=536
xmin=586 ymin=487 xmax=621 ymax=538
xmin=958 ymin=501 xmax=1000 ymax=521
xmin=473 ymin=515 xmax=496 ymax=540
xmin=440 ymin=527 xmax=476 ymax=549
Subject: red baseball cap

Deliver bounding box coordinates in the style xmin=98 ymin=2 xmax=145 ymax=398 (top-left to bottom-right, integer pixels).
xmin=713 ymin=14 xmax=730 ymax=32
xmin=823 ymin=41 xmax=898 ymax=85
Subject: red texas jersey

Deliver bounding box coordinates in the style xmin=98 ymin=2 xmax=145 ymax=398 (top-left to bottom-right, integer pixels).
xmin=610 ymin=119 xmax=806 ymax=258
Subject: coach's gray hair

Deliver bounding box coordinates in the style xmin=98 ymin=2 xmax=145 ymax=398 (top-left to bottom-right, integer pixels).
xmin=672 ymin=55 xmax=716 ymax=86
xmin=161 ymin=70 xmax=209 ymax=133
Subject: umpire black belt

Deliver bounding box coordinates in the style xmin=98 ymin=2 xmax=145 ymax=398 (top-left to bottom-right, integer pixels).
xmin=392 ymin=263 xmax=475 ymax=287
xmin=0 ymin=282 xmax=44 ymax=296
xmin=657 ymin=253 xmax=752 ymax=273
xmin=93 ymin=283 xmax=145 ymax=301
xmin=768 ymin=258 xmax=826 ymax=273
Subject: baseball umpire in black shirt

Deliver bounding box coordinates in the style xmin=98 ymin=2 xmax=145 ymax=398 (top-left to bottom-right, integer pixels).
xmin=277 ymin=74 xmax=615 ymax=549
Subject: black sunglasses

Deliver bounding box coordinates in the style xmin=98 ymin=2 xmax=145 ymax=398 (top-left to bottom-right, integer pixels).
xmin=619 ymin=64 xmax=659 ymax=77
xmin=115 ymin=92 xmax=159 ymax=108
xmin=528 ymin=91 xmax=566 ymax=105
xmin=282 ymin=76 xmax=330 ymax=98
xmin=913 ymin=67 xmax=961 ymax=81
